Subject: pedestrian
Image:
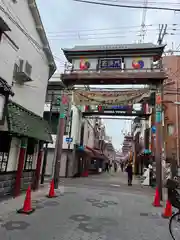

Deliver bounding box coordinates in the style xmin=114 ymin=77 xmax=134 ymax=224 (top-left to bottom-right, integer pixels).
xmin=114 ymin=162 xmax=117 ymax=172
xmin=109 ymin=161 xmax=112 ymax=173
xmin=105 ymin=162 xmax=109 ymax=172
xmin=120 ymin=161 xmax=124 ymax=172
xmin=126 ymin=160 xmax=133 ymax=186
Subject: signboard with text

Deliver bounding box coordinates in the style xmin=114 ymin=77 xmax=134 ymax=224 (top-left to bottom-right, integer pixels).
xmin=99 ymin=58 xmax=122 ymax=70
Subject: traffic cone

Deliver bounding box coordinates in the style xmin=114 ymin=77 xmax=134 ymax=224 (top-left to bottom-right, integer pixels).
xmin=152 ymin=187 xmax=162 ymax=207
xmin=162 ymin=200 xmax=172 ymax=218
xmin=46 ymin=179 xmax=57 ymax=198
xmin=17 ymin=186 xmax=35 ymax=214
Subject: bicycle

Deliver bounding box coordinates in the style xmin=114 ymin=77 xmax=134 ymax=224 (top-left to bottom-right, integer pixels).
xmin=166 ymin=178 xmax=180 ymax=240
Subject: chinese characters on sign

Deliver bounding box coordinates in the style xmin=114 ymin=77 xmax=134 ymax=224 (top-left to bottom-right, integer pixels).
xmin=99 ymin=58 xmax=122 ymax=70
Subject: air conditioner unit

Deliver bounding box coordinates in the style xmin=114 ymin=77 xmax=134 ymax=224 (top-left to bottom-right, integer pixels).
xmin=13 ymin=59 xmax=32 ymax=83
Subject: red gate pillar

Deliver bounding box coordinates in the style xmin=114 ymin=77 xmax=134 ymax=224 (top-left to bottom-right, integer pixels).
xmin=33 ymin=141 xmax=44 ymax=190
xmin=155 ymin=90 xmax=163 ymax=200
xmin=14 ymin=137 xmax=28 ymax=198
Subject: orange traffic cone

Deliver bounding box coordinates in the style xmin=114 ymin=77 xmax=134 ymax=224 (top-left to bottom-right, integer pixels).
xmin=162 ymin=200 xmax=172 ymax=218
xmin=17 ymin=186 xmax=35 ymax=214
xmin=46 ymin=179 xmax=57 ymax=198
xmin=152 ymin=187 xmax=162 ymax=207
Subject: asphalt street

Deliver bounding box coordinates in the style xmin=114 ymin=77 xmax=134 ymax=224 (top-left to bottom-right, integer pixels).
xmin=0 ymin=173 xmax=172 ymax=240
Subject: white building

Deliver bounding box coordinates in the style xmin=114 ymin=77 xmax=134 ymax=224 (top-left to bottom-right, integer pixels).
xmin=44 ymin=76 xmax=83 ymax=177
xmin=0 ymin=0 xmax=56 ymax=197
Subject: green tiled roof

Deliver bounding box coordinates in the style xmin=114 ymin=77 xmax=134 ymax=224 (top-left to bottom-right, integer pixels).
xmin=7 ymin=101 xmax=52 ymax=143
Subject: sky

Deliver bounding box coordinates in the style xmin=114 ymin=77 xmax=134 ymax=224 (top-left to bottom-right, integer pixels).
xmin=36 ymin=0 xmax=180 ymax=150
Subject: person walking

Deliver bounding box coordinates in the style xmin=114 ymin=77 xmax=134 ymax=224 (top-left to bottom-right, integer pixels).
xmin=114 ymin=161 xmax=117 ymax=172
xmin=120 ymin=161 xmax=124 ymax=172
xmin=126 ymin=160 xmax=133 ymax=186
xmin=105 ymin=162 xmax=109 ymax=172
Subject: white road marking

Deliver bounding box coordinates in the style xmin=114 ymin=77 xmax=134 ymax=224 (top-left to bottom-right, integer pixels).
xmin=110 ymin=184 xmax=121 ymax=187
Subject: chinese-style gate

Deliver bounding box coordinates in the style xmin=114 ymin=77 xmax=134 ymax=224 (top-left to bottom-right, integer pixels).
xmin=61 ymin=43 xmax=167 ymax=199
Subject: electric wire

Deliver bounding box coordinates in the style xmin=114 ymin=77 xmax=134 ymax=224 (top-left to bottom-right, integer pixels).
xmin=73 ymin=0 xmax=180 ymax=11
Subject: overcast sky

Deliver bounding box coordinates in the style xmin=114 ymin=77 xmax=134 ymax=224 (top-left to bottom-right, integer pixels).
xmin=37 ymin=0 xmax=180 ymax=150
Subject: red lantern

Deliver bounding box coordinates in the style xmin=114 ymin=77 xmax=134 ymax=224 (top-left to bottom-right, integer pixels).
xmin=98 ymin=105 xmax=103 ymax=112
xmin=85 ymin=105 xmax=89 ymax=111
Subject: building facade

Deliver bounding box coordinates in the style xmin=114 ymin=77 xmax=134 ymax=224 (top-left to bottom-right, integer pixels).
xmin=162 ymin=56 xmax=180 ymax=164
xmin=0 ymin=0 xmax=56 ymax=198
xmin=44 ymin=76 xmax=83 ymax=177
xmin=44 ymin=75 xmax=114 ymax=177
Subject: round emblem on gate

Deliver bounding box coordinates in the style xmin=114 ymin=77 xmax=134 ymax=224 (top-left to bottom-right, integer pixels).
xmin=132 ymin=58 xmax=144 ymax=69
xmin=80 ymin=59 xmax=90 ymax=70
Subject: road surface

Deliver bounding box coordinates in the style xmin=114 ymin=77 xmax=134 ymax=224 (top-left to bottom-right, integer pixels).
xmin=0 ymin=172 xmax=172 ymax=240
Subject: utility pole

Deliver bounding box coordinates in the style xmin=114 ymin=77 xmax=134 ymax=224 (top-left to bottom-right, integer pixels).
xmin=157 ymin=24 xmax=167 ymax=45
xmin=153 ymin=25 xmax=167 ymax=200
xmin=176 ymin=59 xmax=180 ymax=166
xmin=41 ymin=92 xmax=54 ymax=184
xmin=53 ymin=93 xmax=68 ymax=189
xmin=155 ymin=87 xmax=163 ymax=200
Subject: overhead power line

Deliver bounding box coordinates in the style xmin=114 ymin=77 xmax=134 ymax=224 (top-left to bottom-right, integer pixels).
xmin=47 ymin=24 xmax=157 ymax=34
xmin=96 ymin=0 xmax=180 ymax=6
xmin=73 ymin=0 xmax=180 ymax=11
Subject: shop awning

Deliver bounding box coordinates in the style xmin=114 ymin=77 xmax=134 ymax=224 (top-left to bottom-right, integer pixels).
xmin=86 ymin=146 xmax=105 ymax=160
xmin=7 ymin=101 xmax=52 ymax=142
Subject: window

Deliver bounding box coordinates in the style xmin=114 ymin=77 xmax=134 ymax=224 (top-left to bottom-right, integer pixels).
xmin=167 ymin=124 xmax=175 ymax=136
xmin=24 ymin=138 xmax=36 ymax=170
xmin=0 ymin=132 xmax=11 ymax=172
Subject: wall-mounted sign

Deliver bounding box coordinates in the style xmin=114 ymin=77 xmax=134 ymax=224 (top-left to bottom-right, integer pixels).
xmin=151 ymin=125 xmax=156 ymax=134
xmin=96 ymin=110 xmax=142 ymax=115
xmin=97 ymin=105 xmax=132 ymax=112
xmin=109 ymin=105 xmax=132 ymax=110
xmin=99 ymin=58 xmax=122 ymax=70
xmin=156 ymin=111 xmax=162 ymax=123
xmin=66 ymin=137 xmax=73 ymax=143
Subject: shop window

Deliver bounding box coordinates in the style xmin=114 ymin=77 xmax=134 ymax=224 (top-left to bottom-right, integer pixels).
xmin=0 ymin=132 xmax=11 ymax=172
xmin=24 ymin=138 xmax=36 ymax=170
xmin=167 ymin=124 xmax=174 ymax=136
